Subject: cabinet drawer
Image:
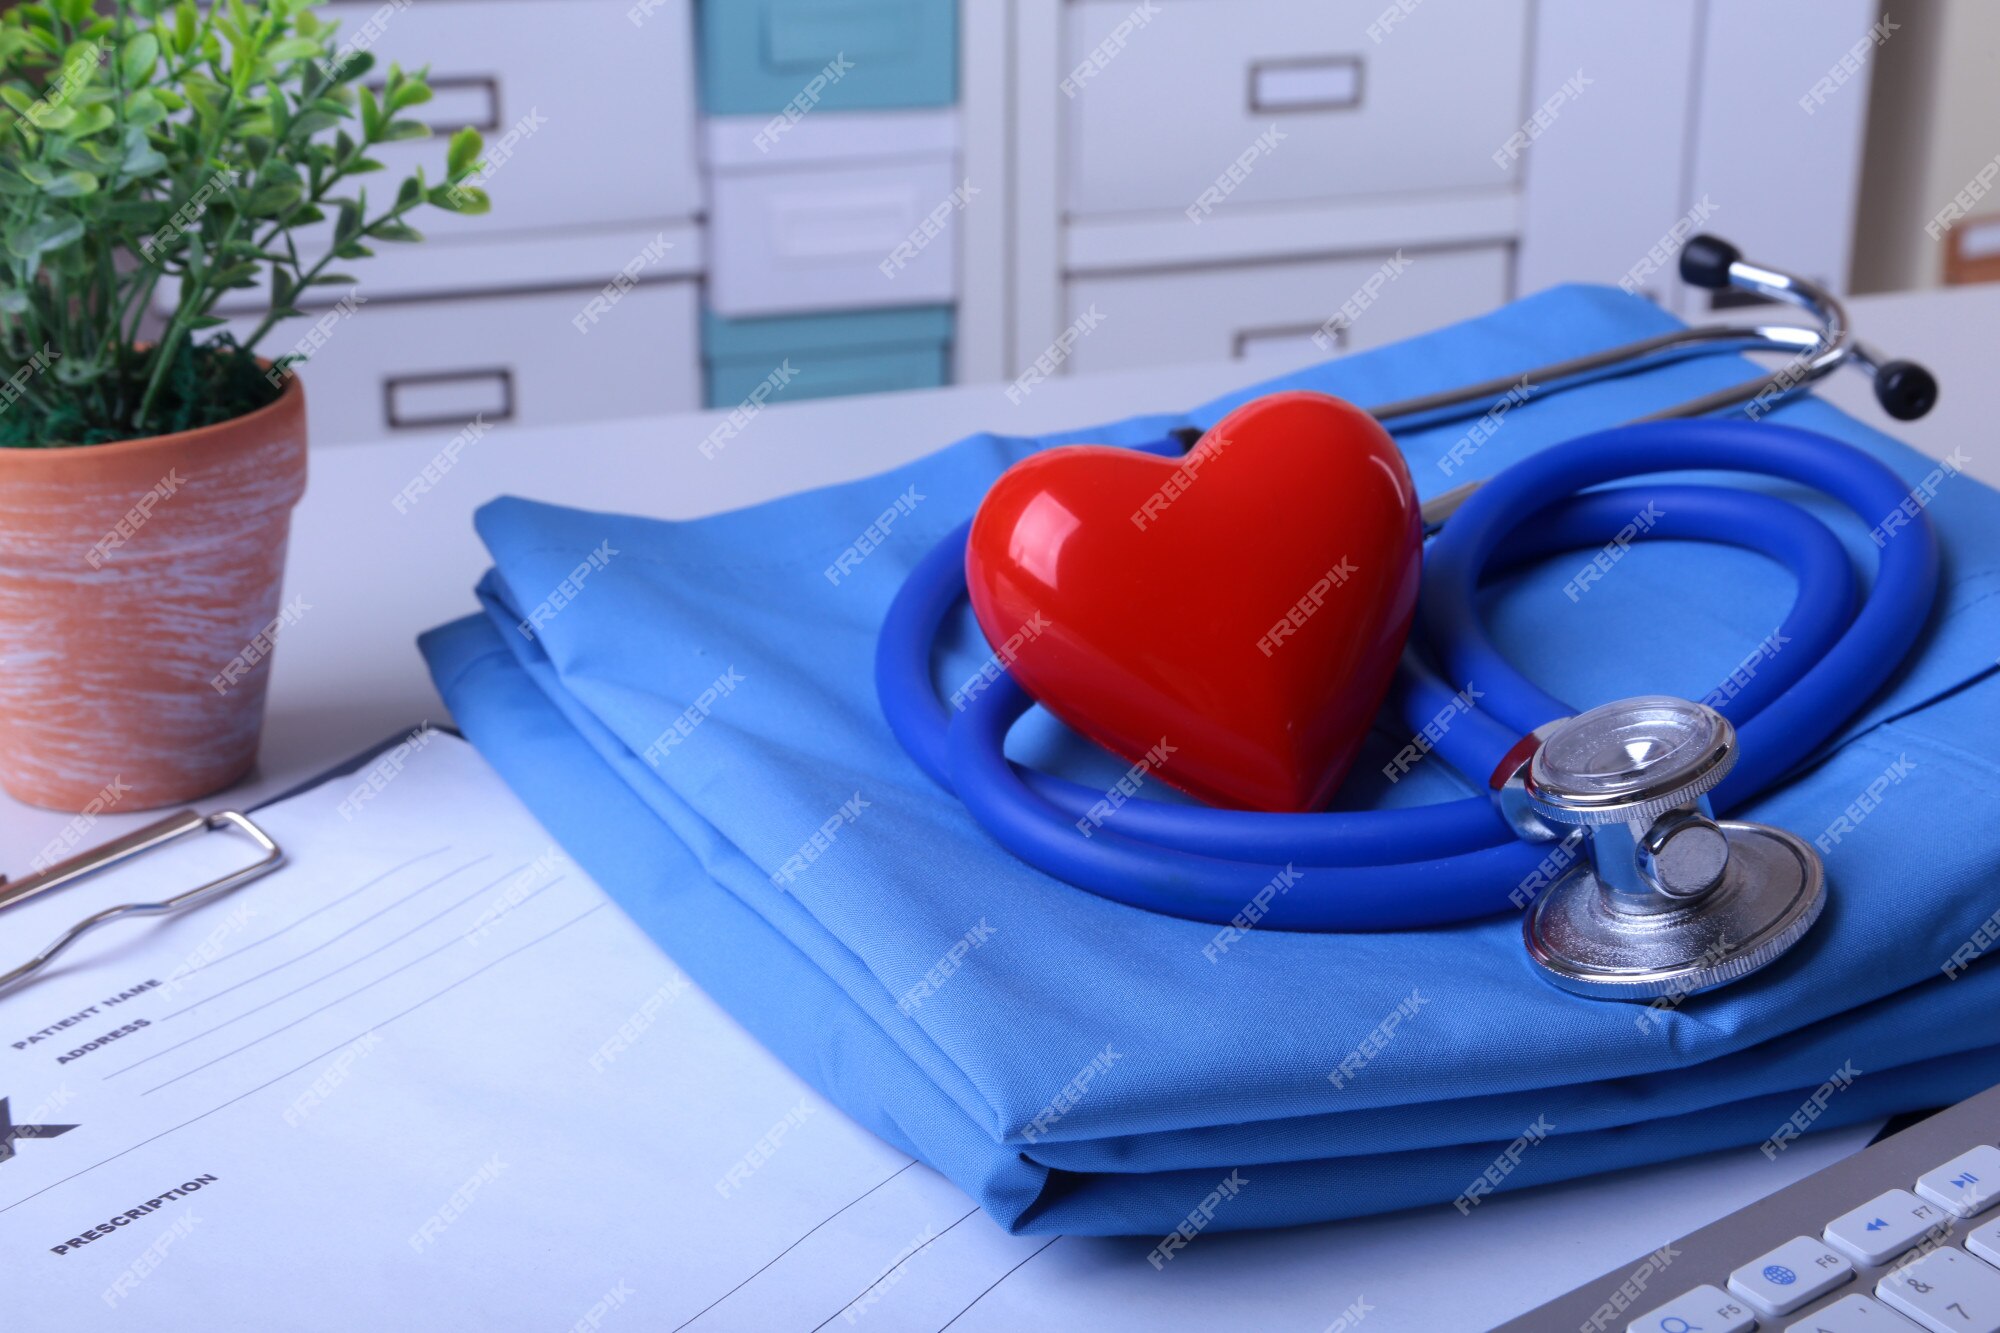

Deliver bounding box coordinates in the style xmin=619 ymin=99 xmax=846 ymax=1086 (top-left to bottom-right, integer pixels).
xmin=228 ymin=282 xmax=699 ymax=445
xmin=1062 ymin=246 xmax=1510 ymax=375
xmin=706 ymin=113 xmax=961 ymax=316
xmin=697 ymin=0 xmax=958 ymax=115
xmin=319 ymin=0 xmax=701 ymax=237
xmin=1063 ymin=0 xmax=1530 ymax=217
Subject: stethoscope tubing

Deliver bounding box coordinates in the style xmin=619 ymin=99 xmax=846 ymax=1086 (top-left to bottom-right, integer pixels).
xmin=875 ymin=420 xmax=1937 ymax=930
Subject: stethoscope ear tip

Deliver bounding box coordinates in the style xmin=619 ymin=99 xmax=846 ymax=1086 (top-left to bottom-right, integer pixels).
xmin=1876 ymin=359 xmax=1940 ymax=421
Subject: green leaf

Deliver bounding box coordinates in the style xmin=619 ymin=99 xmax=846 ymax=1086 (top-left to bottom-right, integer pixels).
xmin=394 ymin=174 xmax=420 ymax=207
xmin=445 ymin=125 xmax=481 ymax=178
xmin=264 ymin=36 xmax=319 ymax=63
xmin=43 ymin=169 xmax=97 ymax=197
xmin=119 ymin=31 xmax=159 ymax=84
xmin=356 ymin=82 xmax=380 ymax=138
xmin=187 ymin=313 xmax=228 ymax=329
xmin=387 ymin=79 xmax=431 ymax=112
xmin=174 ymin=0 xmax=196 ymax=53
xmin=246 ymin=181 xmax=301 ymax=215
xmin=428 ymin=183 xmax=487 ymax=215
xmin=382 ymin=117 xmax=428 ymax=142
xmin=7 ymin=214 xmax=84 ymax=259
xmin=120 ymin=140 xmax=168 ymax=176
xmin=332 ymin=196 xmax=360 ymax=243
xmin=307 ymin=271 xmax=357 ymax=285
xmin=369 ymin=220 xmax=421 ymax=243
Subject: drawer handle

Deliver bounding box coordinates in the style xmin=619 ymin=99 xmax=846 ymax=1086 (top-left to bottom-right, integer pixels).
xmin=1248 ymin=56 xmax=1364 ymax=114
xmin=1945 ymin=213 xmax=2000 ymax=285
xmin=383 ymin=367 xmax=516 ymax=431
xmin=1233 ymin=322 xmax=1345 ymax=361
xmin=368 ymin=73 xmax=501 ymax=134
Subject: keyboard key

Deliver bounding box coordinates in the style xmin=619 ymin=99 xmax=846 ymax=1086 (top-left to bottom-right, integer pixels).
xmin=1966 ymin=1216 xmax=2000 ymax=1271
xmin=1732 ymin=1235 xmax=1856 ymax=1314
xmin=1788 ymin=1293 xmax=1932 ymax=1331
xmin=1917 ymin=1146 xmax=2000 ymax=1220
xmin=1830 ymin=1190 xmax=1956 ymax=1266
xmin=1877 ymin=1246 xmax=2000 ymax=1332
xmin=1627 ymin=1283 xmax=1757 ymax=1333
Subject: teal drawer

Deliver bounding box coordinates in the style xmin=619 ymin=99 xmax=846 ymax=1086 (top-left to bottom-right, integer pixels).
xmin=697 ymin=0 xmax=958 ymax=115
xmin=703 ymin=305 xmax=954 ymax=406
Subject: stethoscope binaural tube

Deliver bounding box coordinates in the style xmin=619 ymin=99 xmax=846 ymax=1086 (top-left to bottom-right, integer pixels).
xmin=875 ymin=420 xmax=1937 ymax=931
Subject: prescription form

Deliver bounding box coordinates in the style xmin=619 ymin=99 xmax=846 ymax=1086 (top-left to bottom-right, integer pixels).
xmin=0 ymin=736 xmax=1875 ymax=1331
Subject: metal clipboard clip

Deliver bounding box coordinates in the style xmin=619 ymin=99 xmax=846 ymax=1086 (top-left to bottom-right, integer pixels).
xmin=0 ymin=810 xmax=284 ymax=994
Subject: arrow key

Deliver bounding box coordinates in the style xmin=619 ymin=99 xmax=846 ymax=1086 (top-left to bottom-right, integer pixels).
xmin=1829 ymin=1189 xmax=1950 ymax=1266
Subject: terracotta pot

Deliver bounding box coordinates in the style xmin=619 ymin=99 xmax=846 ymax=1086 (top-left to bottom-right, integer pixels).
xmin=0 ymin=378 xmax=308 ymax=812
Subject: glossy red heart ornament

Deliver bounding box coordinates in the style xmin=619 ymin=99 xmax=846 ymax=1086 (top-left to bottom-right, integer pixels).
xmin=965 ymin=391 xmax=1422 ymax=813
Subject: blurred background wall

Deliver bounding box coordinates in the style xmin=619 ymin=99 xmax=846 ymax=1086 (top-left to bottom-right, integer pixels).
xmin=246 ymin=0 xmax=1995 ymax=446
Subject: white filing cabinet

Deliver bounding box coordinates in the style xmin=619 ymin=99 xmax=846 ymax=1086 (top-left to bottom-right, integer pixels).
xmin=188 ymin=0 xmax=706 ymax=445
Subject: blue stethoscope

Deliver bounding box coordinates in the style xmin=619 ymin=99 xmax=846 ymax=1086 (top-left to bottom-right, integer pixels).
xmin=877 ymin=236 xmax=1943 ymax=1001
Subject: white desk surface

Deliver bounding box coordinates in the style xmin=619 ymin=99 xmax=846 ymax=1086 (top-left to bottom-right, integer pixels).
xmin=0 ymin=284 xmax=1992 ymax=1324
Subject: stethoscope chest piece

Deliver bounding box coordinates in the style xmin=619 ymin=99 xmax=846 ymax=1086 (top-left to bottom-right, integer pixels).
xmin=1519 ymin=696 xmax=1826 ymax=1001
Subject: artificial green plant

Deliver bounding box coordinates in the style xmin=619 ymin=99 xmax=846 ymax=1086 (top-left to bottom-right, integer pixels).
xmin=0 ymin=0 xmax=489 ymax=446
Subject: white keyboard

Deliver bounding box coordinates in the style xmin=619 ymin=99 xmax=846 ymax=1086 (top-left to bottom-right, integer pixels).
xmin=1501 ymin=1084 xmax=2000 ymax=1331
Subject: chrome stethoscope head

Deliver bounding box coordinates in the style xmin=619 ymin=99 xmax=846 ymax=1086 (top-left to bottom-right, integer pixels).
xmin=1507 ymin=696 xmax=1825 ymax=1001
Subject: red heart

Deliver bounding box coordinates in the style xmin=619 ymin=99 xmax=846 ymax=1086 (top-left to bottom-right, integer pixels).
xmin=965 ymin=390 xmax=1422 ymax=813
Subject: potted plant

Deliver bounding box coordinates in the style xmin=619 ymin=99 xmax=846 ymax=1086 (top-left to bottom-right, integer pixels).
xmin=0 ymin=0 xmax=488 ymax=812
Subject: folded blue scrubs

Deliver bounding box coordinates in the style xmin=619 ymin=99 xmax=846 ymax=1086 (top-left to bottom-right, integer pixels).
xmin=422 ymin=285 xmax=2000 ymax=1237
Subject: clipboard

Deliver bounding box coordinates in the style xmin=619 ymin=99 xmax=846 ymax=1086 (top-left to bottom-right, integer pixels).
xmin=0 ymin=727 xmax=450 ymax=994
